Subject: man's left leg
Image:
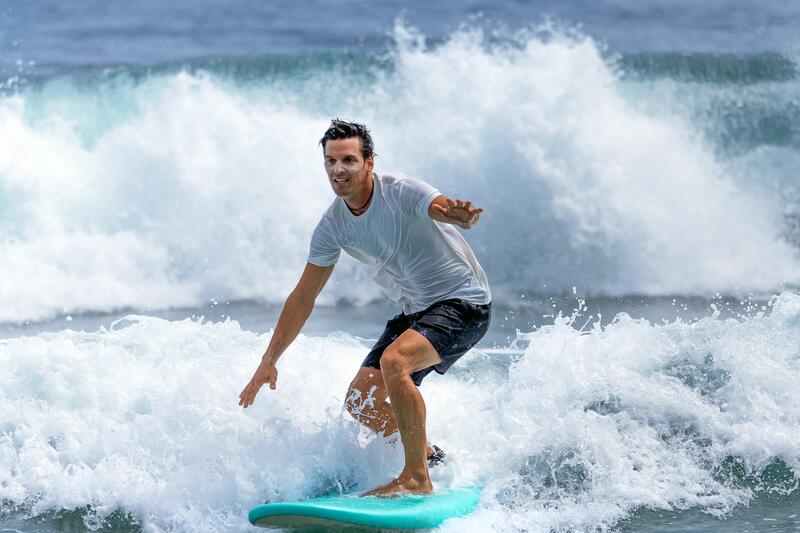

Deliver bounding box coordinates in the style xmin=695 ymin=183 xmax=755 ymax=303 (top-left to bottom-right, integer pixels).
xmin=363 ymin=328 xmax=442 ymax=497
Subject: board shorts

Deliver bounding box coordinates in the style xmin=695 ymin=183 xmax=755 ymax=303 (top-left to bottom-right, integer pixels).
xmin=361 ymin=298 xmax=492 ymax=386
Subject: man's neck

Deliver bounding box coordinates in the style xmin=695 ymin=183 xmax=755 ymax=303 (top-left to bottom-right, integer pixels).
xmin=344 ymin=173 xmax=374 ymax=214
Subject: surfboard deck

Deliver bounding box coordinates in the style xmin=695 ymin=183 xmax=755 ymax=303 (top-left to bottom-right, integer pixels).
xmin=248 ymin=486 xmax=482 ymax=529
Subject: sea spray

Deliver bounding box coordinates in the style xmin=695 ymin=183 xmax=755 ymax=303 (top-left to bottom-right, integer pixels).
xmin=1 ymin=292 xmax=799 ymax=531
xmin=1 ymin=25 xmax=798 ymax=323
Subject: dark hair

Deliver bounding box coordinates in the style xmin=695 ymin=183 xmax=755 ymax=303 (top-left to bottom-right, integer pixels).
xmin=319 ymin=119 xmax=376 ymax=159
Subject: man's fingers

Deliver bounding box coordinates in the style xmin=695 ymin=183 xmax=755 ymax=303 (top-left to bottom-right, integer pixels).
xmin=239 ymin=380 xmax=263 ymax=408
xmin=269 ymin=373 xmax=277 ymax=390
xmin=432 ymin=204 xmax=449 ymax=216
xmin=244 ymin=386 xmax=254 ymax=407
xmin=238 ymin=382 xmax=251 ymax=401
xmin=445 ymin=198 xmax=456 ymax=208
xmin=464 ymin=201 xmax=472 ymax=210
xmin=247 ymin=387 xmax=259 ymax=406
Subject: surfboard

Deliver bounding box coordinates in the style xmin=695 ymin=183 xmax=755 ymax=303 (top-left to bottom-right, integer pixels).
xmin=248 ymin=486 xmax=482 ymax=529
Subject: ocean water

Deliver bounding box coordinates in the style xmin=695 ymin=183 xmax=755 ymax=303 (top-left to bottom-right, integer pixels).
xmin=2 ymin=1 xmax=800 ymax=532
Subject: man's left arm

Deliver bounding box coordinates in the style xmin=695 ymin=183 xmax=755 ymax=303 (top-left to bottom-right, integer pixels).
xmin=427 ymin=195 xmax=484 ymax=229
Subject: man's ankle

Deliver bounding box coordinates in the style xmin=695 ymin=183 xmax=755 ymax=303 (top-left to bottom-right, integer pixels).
xmin=399 ymin=467 xmax=431 ymax=483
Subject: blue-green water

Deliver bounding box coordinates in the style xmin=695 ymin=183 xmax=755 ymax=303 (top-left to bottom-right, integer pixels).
xmin=2 ymin=1 xmax=800 ymax=531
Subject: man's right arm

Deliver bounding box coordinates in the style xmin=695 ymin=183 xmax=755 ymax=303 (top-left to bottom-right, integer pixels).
xmin=238 ymin=262 xmax=334 ymax=407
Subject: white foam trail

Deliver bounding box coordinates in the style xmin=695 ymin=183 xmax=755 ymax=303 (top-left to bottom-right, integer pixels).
xmin=0 ymin=24 xmax=797 ymax=322
xmin=0 ymin=316 xmax=398 ymax=531
xmin=2 ymin=292 xmax=799 ymax=531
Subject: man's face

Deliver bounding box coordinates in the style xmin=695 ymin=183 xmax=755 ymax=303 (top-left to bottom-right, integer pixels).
xmin=324 ymin=138 xmax=373 ymax=198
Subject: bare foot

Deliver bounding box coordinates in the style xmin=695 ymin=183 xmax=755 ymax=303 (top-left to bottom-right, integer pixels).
xmin=363 ymin=474 xmax=433 ymax=498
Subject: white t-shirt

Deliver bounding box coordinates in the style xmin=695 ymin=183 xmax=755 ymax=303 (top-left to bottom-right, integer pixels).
xmin=308 ymin=173 xmax=491 ymax=314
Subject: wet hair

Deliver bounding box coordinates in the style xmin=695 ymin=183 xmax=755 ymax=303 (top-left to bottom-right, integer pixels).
xmin=319 ymin=119 xmax=376 ymax=159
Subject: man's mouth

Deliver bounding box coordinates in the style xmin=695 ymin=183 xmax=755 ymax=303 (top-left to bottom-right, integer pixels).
xmin=333 ymin=177 xmax=349 ymax=183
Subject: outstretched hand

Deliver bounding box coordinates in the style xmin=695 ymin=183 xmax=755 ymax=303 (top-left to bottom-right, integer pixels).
xmin=432 ymin=198 xmax=484 ymax=229
xmin=239 ymin=360 xmax=278 ymax=408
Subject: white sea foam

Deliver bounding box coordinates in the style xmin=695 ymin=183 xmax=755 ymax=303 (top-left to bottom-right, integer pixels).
xmin=0 ymin=24 xmax=798 ymax=322
xmin=1 ymin=292 xmax=798 ymax=531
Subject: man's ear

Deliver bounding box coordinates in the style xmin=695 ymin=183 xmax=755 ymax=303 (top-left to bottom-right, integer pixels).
xmin=365 ymin=155 xmax=374 ymax=172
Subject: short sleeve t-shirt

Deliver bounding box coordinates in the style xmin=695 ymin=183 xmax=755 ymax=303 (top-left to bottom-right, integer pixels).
xmin=308 ymin=173 xmax=491 ymax=314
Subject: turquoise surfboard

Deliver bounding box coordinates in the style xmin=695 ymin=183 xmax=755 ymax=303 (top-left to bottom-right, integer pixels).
xmin=248 ymin=486 xmax=482 ymax=529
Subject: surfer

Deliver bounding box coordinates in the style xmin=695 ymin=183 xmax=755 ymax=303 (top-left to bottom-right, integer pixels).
xmin=239 ymin=119 xmax=491 ymax=497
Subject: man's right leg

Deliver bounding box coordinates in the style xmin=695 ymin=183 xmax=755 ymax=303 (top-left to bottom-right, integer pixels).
xmin=345 ymin=366 xmax=398 ymax=436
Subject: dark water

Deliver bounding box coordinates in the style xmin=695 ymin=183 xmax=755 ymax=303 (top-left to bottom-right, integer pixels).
xmin=3 ymin=0 xmax=800 ymax=80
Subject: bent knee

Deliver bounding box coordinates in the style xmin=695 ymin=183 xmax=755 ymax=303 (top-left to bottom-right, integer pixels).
xmin=379 ymin=347 xmax=408 ymax=377
xmin=344 ymin=373 xmax=383 ymax=415
xmin=344 ymin=385 xmax=365 ymax=415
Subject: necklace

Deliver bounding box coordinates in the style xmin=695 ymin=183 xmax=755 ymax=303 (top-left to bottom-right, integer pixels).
xmin=346 ymin=185 xmax=373 ymax=215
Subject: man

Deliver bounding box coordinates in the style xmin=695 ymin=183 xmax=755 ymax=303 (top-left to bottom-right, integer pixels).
xmin=239 ymin=119 xmax=491 ymax=497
